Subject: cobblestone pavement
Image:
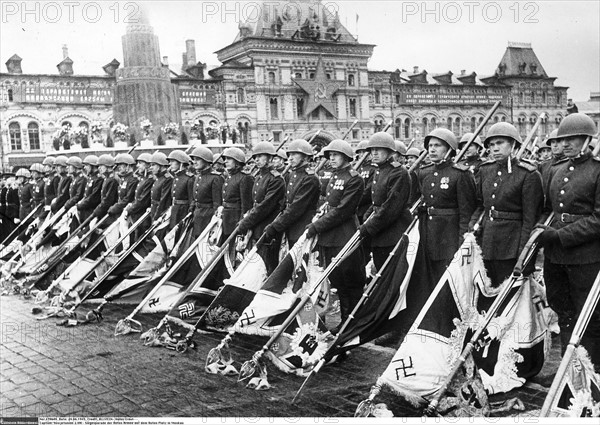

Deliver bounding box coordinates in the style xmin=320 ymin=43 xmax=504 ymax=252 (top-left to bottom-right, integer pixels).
xmin=1 ymin=294 xmax=560 ymax=418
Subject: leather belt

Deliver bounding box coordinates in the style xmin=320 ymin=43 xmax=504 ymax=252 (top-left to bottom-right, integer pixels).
xmin=560 ymin=213 xmax=590 ymax=223
xmin=151 ymin=200 xmax=159 ymax=205
xmin=427 ymin=207 xmax=459 ymax=216
xmin=488 ymin=209 xmax=522 ymax=220
xmin=223 ymin=202 xmax=240 ymax=208
xmin=173 ymin=200 xmax=190 ymax=205
xmin=194 ymin=202 xmax=213 ymax=208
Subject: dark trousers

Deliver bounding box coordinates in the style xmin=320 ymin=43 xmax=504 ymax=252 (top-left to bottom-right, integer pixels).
xmin=318 ymin=244 xmax=366 ymax=324
xmin=484 ymin=258 xmax=517 ymax=288
xmin=544 ymin=259 xmax=600 ymax=370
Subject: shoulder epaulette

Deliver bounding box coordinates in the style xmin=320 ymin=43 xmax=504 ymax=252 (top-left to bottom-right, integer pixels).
xmin=453 ymin=163 xmax=469 ymax=171
xmin=270 ymin=170 xmax=281 ymax=177
xmin=517 ymin=159 xmax=538 ymax=172
xmin=479 ymin=159 xmax=496 ymax=167
xmin=420 ymin=163 xmax=434 ymax=169
xmin=211 ymin=171 xmax=221 ymax=176
xmin=391 ymin=161 xmax=401 ymax=168
xmin=349 ymin=169 xmax=359 ymax=177
xmin=551 ymin=158 xmax=569 ymax=166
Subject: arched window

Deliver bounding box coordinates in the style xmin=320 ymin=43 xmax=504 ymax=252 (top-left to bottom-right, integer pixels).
xmin=268 ymin=71 xmax=276 ymax=85
xmin=9 ymin=122 xmax=22 ymax=150
xmin=348 ymin=74 xmax=355 ymax=87
xmin=294 ymin=72 xmax=302 ymax=79
xmin=542 ymin=114 xmax=548 ymax=136
xmin=430 ymin=118 xmax=437 ymax=132
xmin=471 ymin=117 xmax=476 ymax=132
xmin=237 ymin=88 xmax=245 ymax=104
xmin=454 ymin=117 xmax=461 ymax=135
xmin=447 ymin=117 xmax=452 ymax=130
xmin=422 ymin=117 xmax=428 ymax=135
xmin=374 ymin=90 xmax=381 ymax=104
xmin=395 ymin=118 xmax=401 ymax=139
xmin=404 ymin=118 xmax=411 ymax=139
xmin=531 ymin=91 xmax=536 ymax=104
xmin=8 ymin=88 xmax=13 ymax=101
xmin=349 ymin=98 xmax=357 ymax=117
xmin=269 ymin=97 xmax=279 ymax=119
xmin=296 ymin=97 xmax=305 ymax=118
xmin=542 ymin=92 xmax=547 ymax=104
xmin=309 ymin=72 xmax=315 ymax=79
xmin=27 ymin=122 xmax=40 ymax=150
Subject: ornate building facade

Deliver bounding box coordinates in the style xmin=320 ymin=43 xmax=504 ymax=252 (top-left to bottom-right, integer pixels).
xmin=1 ymin=1 xmax=571 ymax=171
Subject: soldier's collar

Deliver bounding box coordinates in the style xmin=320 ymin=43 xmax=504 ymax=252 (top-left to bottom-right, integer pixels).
xmin=569 ymin=151 xmax=592 ymax=164
xmin=432 ymin=160 xmax=452 ymax=170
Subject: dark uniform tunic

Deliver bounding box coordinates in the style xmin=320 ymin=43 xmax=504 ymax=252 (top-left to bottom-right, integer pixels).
xmin=311 ymin=165 xmax=365 ymax=324
xmin=238 ymin=167 xmax=285 ymax=273
xmin=127 ymin=172 xmax=153 ymax=239
xmin=31 ymin=178 xmax=45 ymax=213
xmin=0 ymin=185 xmax=16 ymax=241
xmin=18 ymin=182 xmax=34 ymax=221
xmin=221 ymin=168 xmax=253 ymax=238
xmin=77 ymin=174 xmax=103 ymax=223
xmin=63 ymin=174 xmax=85 ymax=212
xmin=6 ymin=185 xmax=19 ymax=225
xmin=270 ymin=164 xmax=320 ymax=247
xmin=169 ymin=169 xmax=194 ymax=230
xmin=50 ymin=173 xmax=72 ymax=214
xmin=362 ymin=160 xmax=412 ymax=269
xmin=191 ymin=168 xmax=223 ymax=238
xmin=150 ymin=172 xmax=173 ymax=222
xmin=108 ymin=172 xmax=138 ymax=218
xmin=472 ymin=158 xmax=543 ymax=286
xmin=357 ymin=161 xmax=376 ymax=224
xmin=417 ymin=160 xmax=477 ymax=280
xmin=44 ymin=174 xmax=59 ymax=206
xmin=92 ymin=174 xmax=119 ymax=219
xmin=538 ymin=154 xmax=565 ymax=192
xmin=458 ymin=156 xmax=484 ymax=176
xmin=542 ymin=152 xmax=600 ymax=368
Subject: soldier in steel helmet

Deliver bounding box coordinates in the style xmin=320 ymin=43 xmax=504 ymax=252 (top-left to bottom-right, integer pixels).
xmin=125 ymin=153 xmax=154 ymax=239
xmin=305 ymin=139 xmax=366 ymax=331
xmin=29 ymin=163 xmax=45 ymax=217
xmin=50 ymin=156 xmax=71 ymax=214
xmin=221 ymin=147 xmax=253 ymax=241
xmin=106 ymin=153 xmax=138 ymax=221
xmin=167 ymin=150 xmax=194 ymax=230
xmin=62 ymin=157 xmax=86 ymax=213
xmin=91 ymin=154 xmax=119 ymax=225
xmin=42 ymin=156 xmax=59 ymax=217
xmin=360 ymin=132 xmax=412 ymax=269
xmin=354 ymin=140 xmax=376 ymax=226
xmin=149 ymin=152 xmax=173 ymax=223
xmin=538 ymin=129 xmax=565 ymax=191
xmin=469 ymin=122 xmax=543 ymax=287
xmin=77 ymin=155 xmax=103 ymax=224
xmin=16 ymin=168 xmax=33 ymax=223
xmin=263 ymin=139 xmax=320 ymax=249
xmin=236 ymin=142 xmax=285 ymax=273
xmin=393 ymin=140 xmax=408 ymax=167
xmin=272 ymin=149 xmax=288 ymax=175
xmin=537 ymin=113 xmax=600 ymax=370
xmin=189 ymin=146 xmax=223 ymax=238
xmin=457 ymin=133 xmax=484 ymax=177
xmin=417 ymin=128 xmax=477 ymax=283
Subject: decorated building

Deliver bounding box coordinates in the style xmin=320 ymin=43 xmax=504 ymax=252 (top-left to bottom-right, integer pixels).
xmin=1 ymin=0 xmax=571 ymax=171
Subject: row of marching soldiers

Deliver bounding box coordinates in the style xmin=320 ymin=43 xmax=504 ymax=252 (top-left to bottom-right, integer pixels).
xmin=1 ymin=112 xmax=599 ymax=375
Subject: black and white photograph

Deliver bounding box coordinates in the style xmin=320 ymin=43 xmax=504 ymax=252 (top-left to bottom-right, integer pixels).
xmin=1 ymin=0 xmax=599 ymax=422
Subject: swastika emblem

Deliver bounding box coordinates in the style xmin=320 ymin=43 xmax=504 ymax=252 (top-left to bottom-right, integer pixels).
xmin=461 ymin=245 xmax=473 ymax=266
xmin=299 ymin=334 xmax=318 ymax=355
xmin=315 ymin=290 xmax=328 ymax=309
xmin=148 ymin=298 xmax=159 ymax=308
xmin=392 ymin=356 xmax=416 ymax=379
xmin=240 ymin=310 xmax=256 ymax=326
xmin=178 ymin=302 xmax=194 ymax=319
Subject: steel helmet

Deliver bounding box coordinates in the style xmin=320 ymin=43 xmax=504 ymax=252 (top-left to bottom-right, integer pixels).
xmin=406 ymin=147 xmax=421 ymax=158
xmin=150 ymin=152 xmax=169 ymax=166
xmin=54 ymin=155 xmax=69 ymax=167
xmin=221 ymin=147 xmax=246 ymax=164
xmin=276 ymin=150 xmax=288 ymax=160
xmin=136 ymin=153 xmax=153 ymax=164
xmin=395 ymin=141 xmax=408 ymax=155
xmin=323 ymin=139 xmax=353 ymax=159
xmin=168 ymin=150 xmax=191 ymax=165
xmin=67 ymin=156 xmax=83 ymax=168
xmin=459 ymin=133 xmax=483 ymax=149
xmin=368 ymin=132 xmax=395 ymax=151
xmin=190 ymin=146 xmax=214 ymax=163
xmin=544 ymin=129 xmax=560 ymax=146
xmin=29 ymin=163 xmax=45 ymax=173
xmin=483 ymin=123 xmax=522 ymax=148
xmin=537 ymin=137 xmax=551 ymax=151
xmin=42 ymin=157 xmax=55 ymax=166
xmin=97 ymin=154 xmax=115 ymax=167
xmin=355 ymin=140 xmax=370 ymax=153
xmin=252 ymin=141 xmax=276 ymax=157
xmin=557 ymin=113 xmax=597 ymax=139
xmin=16 ymin=168 xmax=31 ymax=178
xmin=83 ymin=155 xmax=99 ymax=166
xmin=424 ymin=128 xmax=458 ymax=151
xmin=114 ymin=153 xmax=135 ymax=165
xmin=287 ymin=139 xmax=313 ymax=157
